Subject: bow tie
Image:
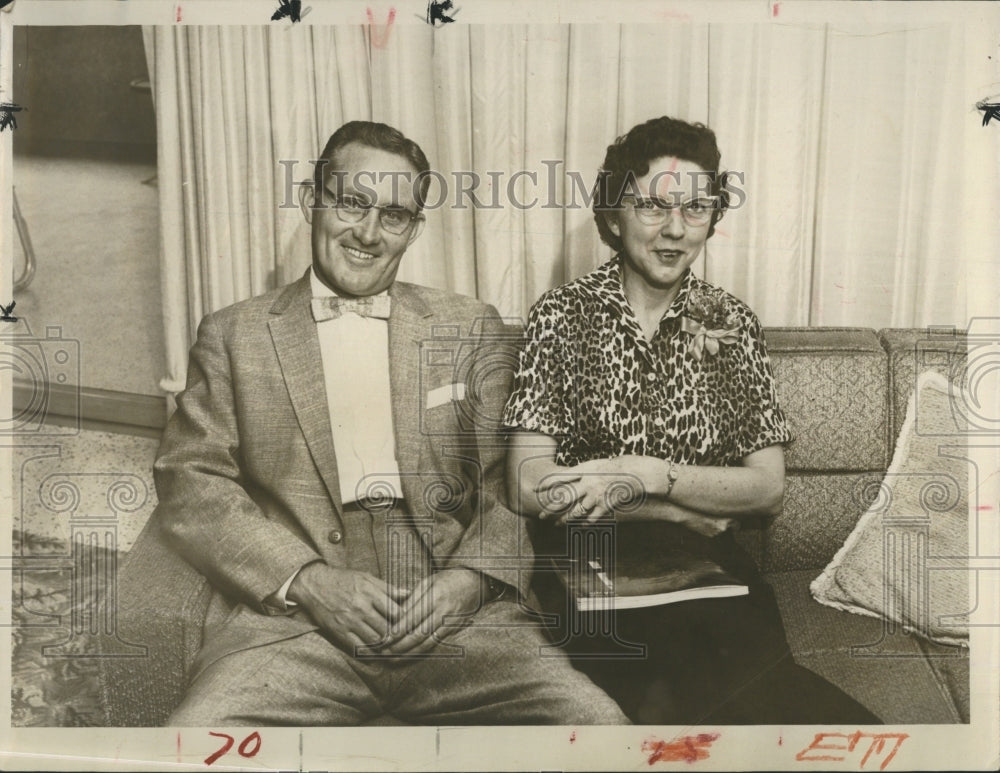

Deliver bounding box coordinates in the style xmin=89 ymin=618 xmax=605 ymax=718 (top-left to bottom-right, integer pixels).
xmin=311 ymin=295 xmax=391 ymax=322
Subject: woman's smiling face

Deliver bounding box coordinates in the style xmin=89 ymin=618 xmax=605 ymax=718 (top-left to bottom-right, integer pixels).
xmin=607 ymin=156 xmax=712 ymax=298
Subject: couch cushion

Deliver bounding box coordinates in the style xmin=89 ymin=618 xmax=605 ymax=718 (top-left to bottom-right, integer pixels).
xmin=767 ymin=328 xmax=889 ymax=473
xmin=921 ymin=638 xmax=971 ymax=722
xmin=764 ymin=473 xmax=880 ymax=572
xmin=768 ymin=569 xmax=968 ymax=724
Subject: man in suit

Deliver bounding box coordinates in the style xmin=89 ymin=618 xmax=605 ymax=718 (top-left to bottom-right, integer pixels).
xmin=159 ymin=120 xmax=627 ymax=725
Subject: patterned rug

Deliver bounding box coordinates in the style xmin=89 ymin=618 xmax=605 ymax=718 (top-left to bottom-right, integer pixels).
xmin=11 ymin=529 xmax=108 ymax=727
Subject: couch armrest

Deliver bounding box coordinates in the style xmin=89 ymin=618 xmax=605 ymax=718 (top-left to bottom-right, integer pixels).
xmin=98 ymin=515 xmax=211 ymax=726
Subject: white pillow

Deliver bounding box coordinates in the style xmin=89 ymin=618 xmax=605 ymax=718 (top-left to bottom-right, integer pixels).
xmin=810 ymin=370 xmax=968 ymax=646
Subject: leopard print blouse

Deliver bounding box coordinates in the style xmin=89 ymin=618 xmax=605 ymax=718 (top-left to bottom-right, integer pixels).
xmin=501 ymin=256 xmax=792 ymax=467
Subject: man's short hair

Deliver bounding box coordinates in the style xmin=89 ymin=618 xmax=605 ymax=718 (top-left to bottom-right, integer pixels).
xmin=314 ymin=121 xmax=432 ymax=210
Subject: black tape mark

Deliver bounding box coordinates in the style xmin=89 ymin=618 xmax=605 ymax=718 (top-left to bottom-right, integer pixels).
xmin=425 ymin=0 xmax=458 ymax=26
xmin=272 ymin=0 xmax=311 ymax=22
xmin=977 ymin=98 xmax=1000 ymax=127
xmin=0 ymin=103 xmax=24 ymax=132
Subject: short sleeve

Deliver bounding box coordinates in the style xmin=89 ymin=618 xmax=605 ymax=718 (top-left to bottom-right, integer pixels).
xmin=728 ymin=311 xmax=793 ymax=460
xmin=501 ymin=292 xmax=576 ymax=440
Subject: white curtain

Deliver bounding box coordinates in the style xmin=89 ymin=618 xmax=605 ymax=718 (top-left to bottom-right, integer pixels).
xmin=144 ymin=22 xmax=994 ymax=396
xmin=143 ymin=25 xmax=372 ymax=395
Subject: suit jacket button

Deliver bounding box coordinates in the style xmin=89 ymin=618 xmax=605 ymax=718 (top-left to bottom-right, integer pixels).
xmin=328 ymin=529 xmax=343 ymax=544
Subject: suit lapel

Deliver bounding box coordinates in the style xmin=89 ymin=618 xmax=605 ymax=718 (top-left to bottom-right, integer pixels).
xmin=268 ymin=276 xmax=344 ymax=515
xmin=388 ymin=283 xmax=433 ymax=508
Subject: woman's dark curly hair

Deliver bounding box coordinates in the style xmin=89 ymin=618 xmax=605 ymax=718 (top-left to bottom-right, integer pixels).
xmin=593 ymin=116 xmax=731 ymax=249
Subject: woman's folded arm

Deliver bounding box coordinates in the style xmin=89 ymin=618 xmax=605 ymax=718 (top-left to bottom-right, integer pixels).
xmin=570 ymin=446 xmax=786 ymax=520
xmin=506 ymin=431 xmax=785 ymax=532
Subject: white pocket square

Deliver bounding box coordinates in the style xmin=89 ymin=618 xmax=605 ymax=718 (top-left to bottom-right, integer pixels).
xmin=426 ymin=383 xmax=466 ymax=410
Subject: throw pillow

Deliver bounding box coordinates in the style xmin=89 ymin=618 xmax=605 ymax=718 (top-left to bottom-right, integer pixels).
xmin=810 ymin=369 xmax=968 ymax=646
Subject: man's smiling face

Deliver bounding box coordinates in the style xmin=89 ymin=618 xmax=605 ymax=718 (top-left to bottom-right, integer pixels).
xmin=299 ymin=141 xmax=424 ymax=298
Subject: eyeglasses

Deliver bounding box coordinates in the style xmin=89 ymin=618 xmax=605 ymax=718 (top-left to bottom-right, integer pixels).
xmin=322 ymin=188 xmax=421 ymax=235
xmin=621 ymin=195 xmax=720 ymax=227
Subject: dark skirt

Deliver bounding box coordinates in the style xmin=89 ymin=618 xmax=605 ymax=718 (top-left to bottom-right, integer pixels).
xmin=539 ymin=523 xmax=881 ymax=725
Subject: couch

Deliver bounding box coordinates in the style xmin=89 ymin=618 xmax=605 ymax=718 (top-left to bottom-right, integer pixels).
xmin=98 ymin=326 xmax=970 ymax=725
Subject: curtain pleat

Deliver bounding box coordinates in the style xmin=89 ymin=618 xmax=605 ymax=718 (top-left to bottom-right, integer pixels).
xmin=812 ymin=24 xmax=970 ymax=328
xmin=243 ymin=27 xmax=275 ymax=298
xmin=562 ymin=26 xmax=622 ymax=285
xmin=145 ymin=23 xmax=990 ymax=396
xmin=707 ymin=23 xmax=826 ymax=325
xmin=468 ymin=26 xmax=528 ymax=317
xmin=430 ymin=26 xmax=477 ymax=300
xmin=268 ymin=26 xmax=323 ymax=287
xmin=520 ymin=25 xmax=570 ymax=318
xmin=370 ymin=24 xmax=445 ymax=291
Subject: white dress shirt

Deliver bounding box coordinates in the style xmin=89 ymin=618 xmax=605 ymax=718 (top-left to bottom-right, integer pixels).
xmin=309 ymin=268 xmax=404 ymax=504
xmin=270 ymin=269 xmax=404 ymax=610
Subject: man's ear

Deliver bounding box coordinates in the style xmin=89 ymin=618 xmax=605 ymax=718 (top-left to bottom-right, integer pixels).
xmin=298 ymin=182 xmax=316 ymax=225
xmin=406 ymin=214 xmax=426 ymax=246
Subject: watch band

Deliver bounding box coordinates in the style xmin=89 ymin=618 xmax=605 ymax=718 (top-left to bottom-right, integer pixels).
xmin=664 ymin=460 xmax=680 ymax=499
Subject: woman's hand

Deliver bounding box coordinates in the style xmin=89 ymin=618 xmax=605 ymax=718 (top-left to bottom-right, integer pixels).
xmin=534 ymin=471 xmax=629 ymax=524
xmin=537 ymin=457 xmax=659 ymax=523
xmin=530 ymin=456 xmax=652 ymax=521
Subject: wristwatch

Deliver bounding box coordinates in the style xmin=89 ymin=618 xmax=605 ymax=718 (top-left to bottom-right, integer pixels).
xmin=664 ymin=460 xmax=680 ymax=499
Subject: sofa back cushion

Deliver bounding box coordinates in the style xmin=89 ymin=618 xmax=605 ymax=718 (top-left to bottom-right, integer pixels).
xmin=766 ymin=328 xmax=889 ymax=473
xmin=762 ymin=329 xmax=889 ymax=570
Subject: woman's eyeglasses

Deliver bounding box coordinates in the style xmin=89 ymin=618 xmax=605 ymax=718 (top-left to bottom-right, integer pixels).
xmin=322 ymin=188 xmax=421 ymax=235
xmin=622 ymin=195 xmax=720 ymax=227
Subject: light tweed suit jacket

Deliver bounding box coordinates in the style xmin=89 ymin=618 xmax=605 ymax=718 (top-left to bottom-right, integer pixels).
xmin=152 ymin=272 xmax=533 ymax=669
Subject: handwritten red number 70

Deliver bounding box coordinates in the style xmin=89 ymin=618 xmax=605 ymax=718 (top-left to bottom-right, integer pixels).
xmin=204 ymin=731 xmax=262 ymax=766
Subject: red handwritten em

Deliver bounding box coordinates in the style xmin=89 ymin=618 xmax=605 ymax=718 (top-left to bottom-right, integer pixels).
xmin=643 ymin=734 xmax=720 ymax=765
xmin=366 ymin=8 xmax=397 ymax=49
xmin=795 ymin=732 xmax=908 ymax=771
xmin=204 ymin=731 xmax=262 ymax=766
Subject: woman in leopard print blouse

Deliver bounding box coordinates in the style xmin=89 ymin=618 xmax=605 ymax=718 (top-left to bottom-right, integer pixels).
xmin=502 ymin=116 xmax=879 ymax=725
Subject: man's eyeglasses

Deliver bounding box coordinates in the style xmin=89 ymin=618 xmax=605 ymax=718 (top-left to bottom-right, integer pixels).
xmin=322 ymin=189 xmax=421 ymax=235
xmin=622 ymin=195 xmax=720 ymax=227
